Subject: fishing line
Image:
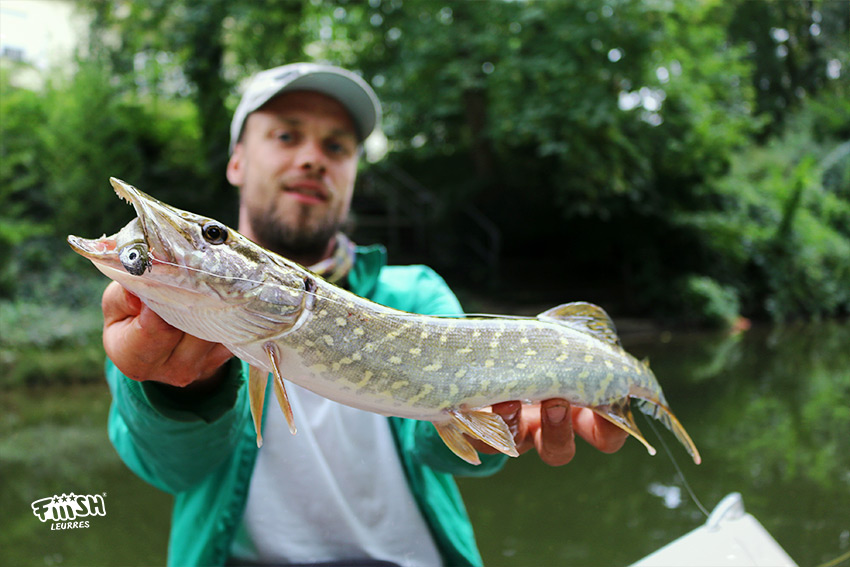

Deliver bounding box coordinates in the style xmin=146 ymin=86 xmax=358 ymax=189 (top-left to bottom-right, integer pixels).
xmin=814 ymin=549 xmax=850 ymax=567
xmin=643 ymin=414 xmax=710 ymax=518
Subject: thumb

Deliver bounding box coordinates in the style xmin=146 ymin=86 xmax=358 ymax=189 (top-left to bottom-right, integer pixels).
xmin=102 ymin=281 xmax=142 ymax=324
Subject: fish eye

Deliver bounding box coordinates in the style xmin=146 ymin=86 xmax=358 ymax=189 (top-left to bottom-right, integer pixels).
xmin=202 ymin=222 xmax=228 ymax=244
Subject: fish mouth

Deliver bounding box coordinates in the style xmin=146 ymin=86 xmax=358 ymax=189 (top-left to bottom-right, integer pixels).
xmin=67 ymin=177 xmax=185 ymax=268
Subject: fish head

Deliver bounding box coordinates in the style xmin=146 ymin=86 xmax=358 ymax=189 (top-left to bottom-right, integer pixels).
xmin=68 ymin=178 xmax=311 ymax=323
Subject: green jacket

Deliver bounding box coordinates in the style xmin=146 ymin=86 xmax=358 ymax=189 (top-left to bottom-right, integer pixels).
xmin=105 ymin=244 xmax=506 ymax=567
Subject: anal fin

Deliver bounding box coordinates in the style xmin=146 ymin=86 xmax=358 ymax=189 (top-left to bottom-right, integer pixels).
xmin=248 ymin=365 xmax=267 ymax=447
xmin=434 ymin=421 xmax=481 ymax=465
xmin=263 ymin=342 xmax=296 ymax=435
xmin=433 ymin=409 xmax=519 ymax=465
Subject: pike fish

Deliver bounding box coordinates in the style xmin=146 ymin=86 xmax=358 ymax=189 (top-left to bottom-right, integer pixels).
xmin=68 ymin=178 xmax=701 ymax=465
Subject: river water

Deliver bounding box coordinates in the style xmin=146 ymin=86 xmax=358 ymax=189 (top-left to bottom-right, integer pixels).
xmin=1 ymin=321 xmax=848 ymax=566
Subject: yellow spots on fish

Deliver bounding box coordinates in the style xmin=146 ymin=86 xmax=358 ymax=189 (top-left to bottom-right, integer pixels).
xmin=424 ymin=362 xmax=443 ymax=372
xmin=420 ymin=330 xmax=430 ymax=340
xmin=605 ymin=359 xmax=614 ymax=369
xmin=355 ymin=371 xmax=374 ymax=388
xmin=525 ymin=349 xmax=538 ymax=356
xmin=350 ymin=352 xmax=362 ymax=362
xmin=322 ymin=335 xmax=334 ymax=346
xmin=409 ymin=347 xmax=422 ymax=356
xmin=317 ymin=309 xmax=328 ymax=318
xmin=456 ymin=347 xmax=473 ymax=355
xmin=388 ymin=355 xmax=402 ymax=365
xmin=391 ymin=380 xmax=409 ymax=390
xmin=479 ymin=378 xmax=491 ymax=393
xmin=598 ymin=372 xmax=615 ymax=394
xmin=449 ymin=384 xmax=459 ymax=397
xmin=439 ymin=334 xmax=448 ymax=344
xmin=560 ymin=337 xmax=570 ymax=348
xmin=622 ymin=365 xmax=631 ymax=372
xmin=575 ymin=378 xmax=587 ymax=399
xmin=556 ymin=353 xmax=570 ymax=362
xmin=503 ymin=380 xmax=519 ymax=394
xmin=520 ymin=337 xmax=530 ymax=345
xmin=335 ymin=317 xmax=347 ymax=327
xmin=408 ymin=384 xmax=434 ymax=405
xmin=332 ymin=355 xmax=360 ymax=372
xmin=437 ymin=400 xmax=452 ymax=411
xmin=455 ymin=368 xmax=467 ymax=379
xmin=472 ymin=330 xmax=482 ymax=338
xmin=579 ymin=370 xmax=590 ymax=379
xmin=484 ymin=359 xmax=495 ymax=368
xmin=489 ymin=331 xmax=504 ymax=349
xmin=353 ymin=327 xmax=365 ymax=337
xmin=310 ymin=363 xmax=328 ymax=374
xmin=584 ymin=354 xmax=594 ymax=363
xmin=515 ymin=362 xmax=528 ymax=369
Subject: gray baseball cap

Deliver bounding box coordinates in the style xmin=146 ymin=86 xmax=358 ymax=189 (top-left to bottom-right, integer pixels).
xmin=229 ymin=62 xmax=382 ymax=153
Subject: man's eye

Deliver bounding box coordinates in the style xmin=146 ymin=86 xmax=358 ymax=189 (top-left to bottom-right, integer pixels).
xmin=277 ymin=132 xmax=294 ymax=143
xmin=326 ymin=140 xmax=353 ymax=156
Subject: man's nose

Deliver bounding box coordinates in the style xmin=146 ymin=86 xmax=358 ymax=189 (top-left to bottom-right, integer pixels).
xmin=295 ymin=139 xmax=327 ymax=173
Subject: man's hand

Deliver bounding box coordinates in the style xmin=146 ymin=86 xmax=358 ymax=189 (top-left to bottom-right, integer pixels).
xmin=471 ymin=398 xmax=628 ymax=466
xmin=102 ymin=281 xmax=233 ymax=387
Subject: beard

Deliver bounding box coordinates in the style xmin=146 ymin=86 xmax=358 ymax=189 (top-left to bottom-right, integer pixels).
xmin=247 ymin=201 xmax=340 ymax=264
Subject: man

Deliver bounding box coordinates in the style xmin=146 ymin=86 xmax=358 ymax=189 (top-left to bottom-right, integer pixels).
xmin=102 ymin=62 xmax=627 ymax=567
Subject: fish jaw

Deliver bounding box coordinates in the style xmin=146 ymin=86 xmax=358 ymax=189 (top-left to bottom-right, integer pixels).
xmin=107 ymin=177 xmax=200 ymax=266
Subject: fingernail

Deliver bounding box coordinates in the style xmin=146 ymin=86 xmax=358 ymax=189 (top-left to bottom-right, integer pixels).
xmin=503 ymin=409 xmax=519 ymax=423
xmin=545 ymin=405 xmax=567 ymax=424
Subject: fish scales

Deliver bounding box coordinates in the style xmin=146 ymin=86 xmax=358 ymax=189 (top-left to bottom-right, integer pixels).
xmin=286 ymin=294 xmax=642 ymax=413
xmin=68 ymin=178 xmax=701 ymax=465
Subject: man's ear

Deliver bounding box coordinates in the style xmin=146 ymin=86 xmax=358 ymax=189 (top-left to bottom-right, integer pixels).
xmin=226 ymin=145 xmax=244 ymax=186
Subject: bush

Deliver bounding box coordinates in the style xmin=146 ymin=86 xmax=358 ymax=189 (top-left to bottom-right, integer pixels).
xmin=676 ymin=274 xmax=741 ymax=328
xmin=674 ymin=108 xmax=850 ymax=321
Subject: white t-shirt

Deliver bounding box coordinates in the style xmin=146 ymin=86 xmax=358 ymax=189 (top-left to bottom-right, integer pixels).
xmin=229 ymin=380 xmax=443 ymax=566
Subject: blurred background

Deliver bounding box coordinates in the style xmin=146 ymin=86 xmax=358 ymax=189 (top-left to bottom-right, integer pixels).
xmin=1 ymin=1 xmax=848 ymax=566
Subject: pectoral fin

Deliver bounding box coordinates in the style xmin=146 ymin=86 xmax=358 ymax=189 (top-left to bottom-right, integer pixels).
xmin=248 ymin=365 xmax=267 ymax=447
xmin=263 ymin=342 xmax=296 ymax=435
xmin=433 ymin=409 xmax=519 ymax=465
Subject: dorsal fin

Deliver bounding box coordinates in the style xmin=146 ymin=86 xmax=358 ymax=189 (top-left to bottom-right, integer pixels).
xmin=537 ymin=301 xmax=621 ymax=347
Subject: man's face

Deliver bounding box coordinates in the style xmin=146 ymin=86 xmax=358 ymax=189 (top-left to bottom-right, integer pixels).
xmin=227 ymin=91 xmax=360 ymax=262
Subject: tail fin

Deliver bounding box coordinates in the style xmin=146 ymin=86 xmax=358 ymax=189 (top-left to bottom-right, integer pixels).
xmin=592 ymin=393 xmax=701 ymax=465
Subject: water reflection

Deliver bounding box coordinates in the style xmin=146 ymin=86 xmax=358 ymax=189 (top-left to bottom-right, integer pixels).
xmin=459 ymin=321 xmax=850 ymax=567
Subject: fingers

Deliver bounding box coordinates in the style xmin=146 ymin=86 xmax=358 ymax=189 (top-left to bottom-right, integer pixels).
xmin=102 ymin=281 xmax=141 ymax=325
xmin=101 ymin=282 xmax=232 ymax=386
xmin=535 ymin=399 xmax=576 ymax=467
xmin=469 ymin=399 xmax=625 ymax=466
xmin=572 ymin=407 xmax=628 ymax=454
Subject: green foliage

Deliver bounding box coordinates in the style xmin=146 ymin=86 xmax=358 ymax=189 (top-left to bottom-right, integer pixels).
xmin=1 ymin=0 xmax=847 ymax=334
xmin=0 ymin=264 xmax=106 ymax=387
xmin=0 ymin=59 xmax=208 ymax=297
xmin=675 ymin=110 xmax=850 ymax=321
xmin=676 ymin=274 xmax=741 ymax=329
